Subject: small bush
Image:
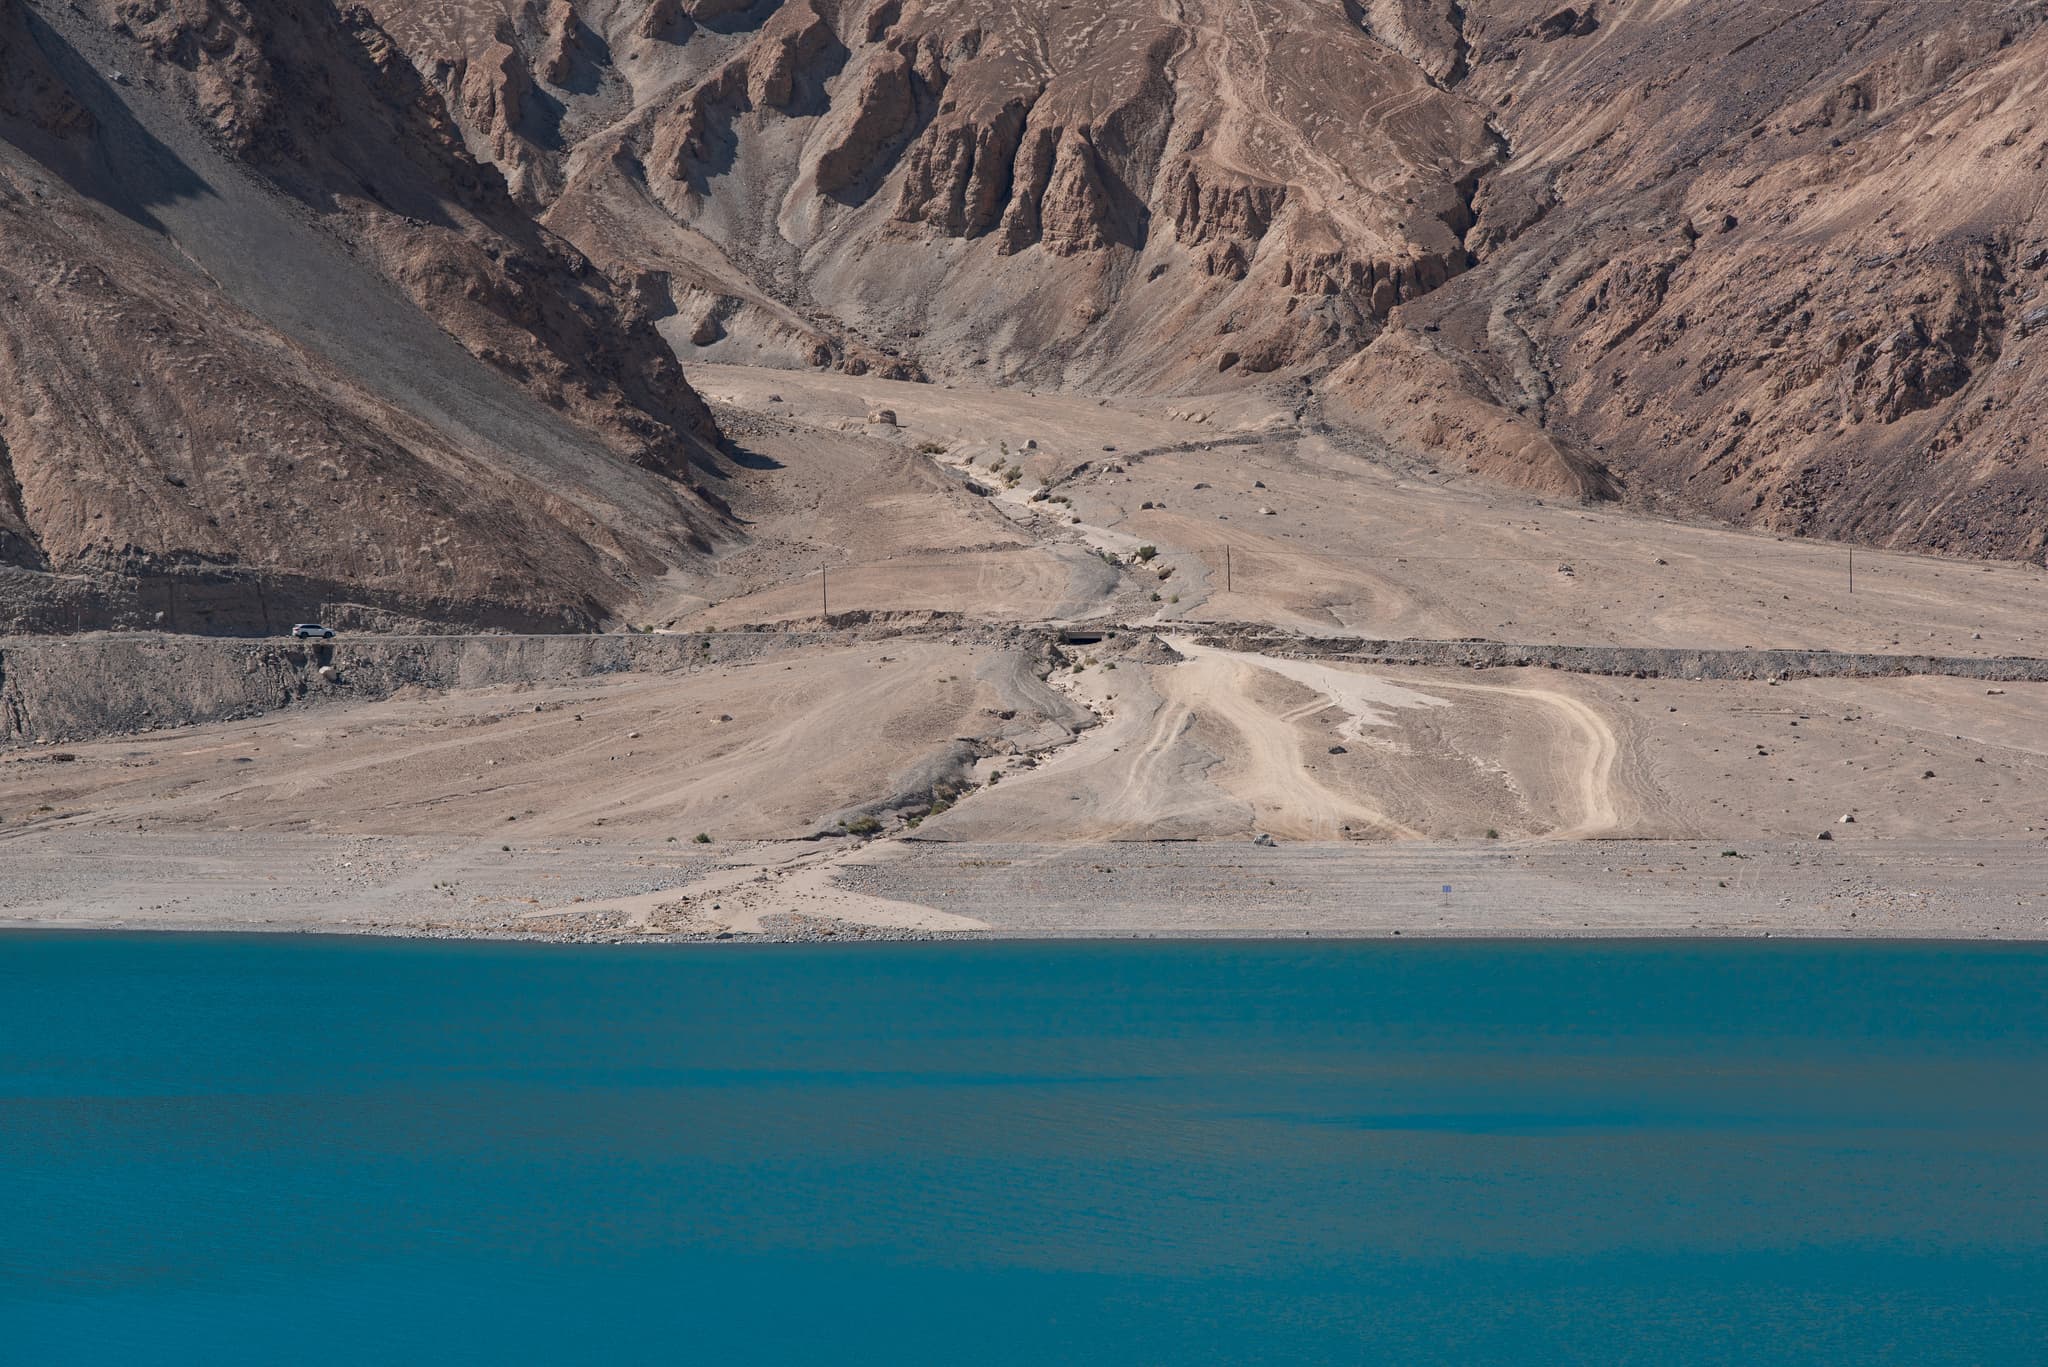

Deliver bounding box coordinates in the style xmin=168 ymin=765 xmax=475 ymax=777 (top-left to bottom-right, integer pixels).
xmin=917 ymin=440 xmax=948 ymax=455
xmin=694 ymin=832 xmax=712 ymax=844
xmin=1136 ymin=545 xmax=1158 ymax=561
xmin=1485 ymin=829 xmax=1498 ymax=840
xmin=842 ymin=816 xmax=883 ymax=836
xmin=1150 ymin=592 xmax=1162 ymax=602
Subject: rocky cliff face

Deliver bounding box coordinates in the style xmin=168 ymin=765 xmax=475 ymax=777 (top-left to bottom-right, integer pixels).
xmin=364 ymin=0 xmax=1502 ymax=391
xmin=1327 ymin=0 xmax=2048 ymax=558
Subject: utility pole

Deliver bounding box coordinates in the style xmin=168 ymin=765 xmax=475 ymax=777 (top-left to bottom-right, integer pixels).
xmin=821 ymin=563 xmax=829 ymax=619
xmin=1225 ymin=545 xmax=1232 ymax=594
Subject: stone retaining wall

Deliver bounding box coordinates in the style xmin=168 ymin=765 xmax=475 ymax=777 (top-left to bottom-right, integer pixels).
xmin=1193 ymin=626 xmax=2048 ymax=684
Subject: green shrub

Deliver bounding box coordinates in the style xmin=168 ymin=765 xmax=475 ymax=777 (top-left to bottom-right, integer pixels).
xmin=1136 ymin=545 xmax=1158 ymax=561
xmin=694 ymin=832 xmax=712 ymax=844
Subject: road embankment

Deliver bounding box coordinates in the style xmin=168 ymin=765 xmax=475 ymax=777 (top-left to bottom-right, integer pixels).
xmin=0 ymin=630 xmax=882 ymax=744
xmin=7 ymin=622 xmax=2045 ymax=745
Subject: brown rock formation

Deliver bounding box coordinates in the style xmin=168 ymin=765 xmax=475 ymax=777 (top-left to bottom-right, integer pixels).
xmin=1329 ymin=0 xmax=2048 ymax=561
xmin=11 ymin=0 xmax=2048 ymax=617
xmin=116 ymin=0 xmax=2048 ymax=562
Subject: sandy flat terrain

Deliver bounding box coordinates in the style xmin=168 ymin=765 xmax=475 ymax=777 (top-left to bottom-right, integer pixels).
xmin=916 ymin=643 xmax=2048 ymax=847
xmin=7 ymin=368 xmax=2048 ymax=941
xmin=6 ymin=634 xmax=2043 ymax=940
xmin=0 ymin=638 xmax=1079 ymax=842
xmin=1091 ymin=436 xmax=2048 ymax=656
xmin=688 ymin=370 xmax=2048 ymax=654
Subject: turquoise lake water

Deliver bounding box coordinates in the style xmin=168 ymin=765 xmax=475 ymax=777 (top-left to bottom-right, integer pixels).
xmin=3 ymin=935 xmax=2045 ymax=1365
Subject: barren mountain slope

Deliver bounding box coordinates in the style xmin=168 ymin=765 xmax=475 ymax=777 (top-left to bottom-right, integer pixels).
xmin=1328 ymin=0 xmax=2048 ymax=557
xmin=376 ymin=0 xmax=2048 ymax=560
xmin=1 ymin=0 xmax=736 ymax=631
xmin=366 ymin=0 xmax=1502 ymax=388
xmin=9 ymin=0 xmax=2048 ymax=635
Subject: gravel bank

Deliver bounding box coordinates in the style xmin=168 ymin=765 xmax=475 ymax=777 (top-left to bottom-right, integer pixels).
xmin=4 ymin=830 xmax=2043 ymax=942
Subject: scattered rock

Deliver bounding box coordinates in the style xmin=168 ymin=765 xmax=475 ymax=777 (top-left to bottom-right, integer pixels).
xmin=867 ymin=408 xmax=898 ymax=426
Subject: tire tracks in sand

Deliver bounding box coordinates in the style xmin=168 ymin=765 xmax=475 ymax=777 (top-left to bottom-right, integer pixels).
xmin=1166 ymin=640 xmax=1622 ymax=839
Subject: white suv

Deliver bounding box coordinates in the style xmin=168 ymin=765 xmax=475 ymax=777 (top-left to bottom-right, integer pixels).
xmin=289 ymin=623 xmax=336 ymax=640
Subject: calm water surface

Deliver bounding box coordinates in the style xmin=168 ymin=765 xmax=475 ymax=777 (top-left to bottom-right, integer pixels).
xmin=2 ymin=935 xmax=2044 ymax=1364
